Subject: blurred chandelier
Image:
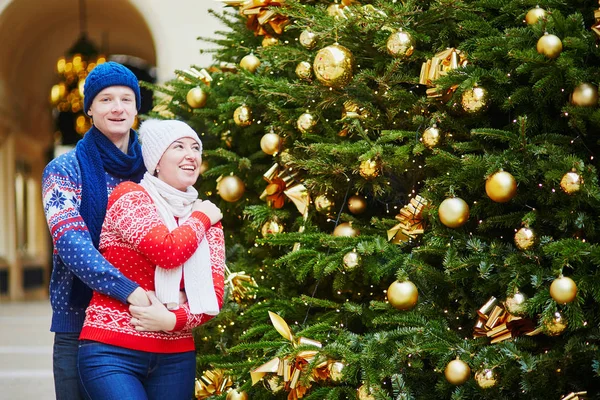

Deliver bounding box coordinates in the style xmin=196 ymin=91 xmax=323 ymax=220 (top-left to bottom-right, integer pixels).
xmin=50 ymin=0 xmax=105 ymax=135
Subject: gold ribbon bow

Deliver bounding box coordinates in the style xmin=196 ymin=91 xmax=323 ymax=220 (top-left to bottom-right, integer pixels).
xmin=176 ymin=67 xmax=213 ymax=85
xmin=220 ymin=0 xmax=290 ymax=36
xmin=261 ymin=163 xmax=310 ymax=215
xmin=419 ymin=48 xmax=468 ymax=100
xmin=592 ymin=4 xmax=600 ymax=38
xmin=387 ymin=195 xmax=428 ymax=244
xmin=473 ymin=297 xmax=536 ymax=343
xmin=561 ymin=392 xmax=588 ymax=400
xmin=225 ymin=265 xmax=258 ymax=304
xmin=194 ymin=369 xmax=233 ymax=399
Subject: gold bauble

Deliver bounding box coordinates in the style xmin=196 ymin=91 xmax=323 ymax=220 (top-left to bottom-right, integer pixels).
xmin=313 ymin=44 xmax=355 ymax=88
xmin=485 ymin=171 xmax=517 ymax=203
xmin=505 ymin=291 xmax=527 ymax=316
xmin=444 ymin=359 xmax=471 ymax=385
xmin=226 ymin=388 xmax=249 ymax=400
xmin=386 ymin=280 xmax=418 ymax=310
xmin=327 ymin=3 xmax=347 ymax=18
xmin=329 ymin=361 xmax=345 ymax=382
xmin=359 ymin=159 xmax=381 ymax=180
xmin=537 ymin=34 xmax=563 ymax=59
xmin=262 ymin=36 xmax=279 ymax=47
xmin=525 ymin=7 xmax=546 ymax=25
xmin=514 ymin=227 xmax=537 ymax=250
xmin=560 ymin=171 xmax=582 ymax=194
xmin=347 ymin=195 xmax=367 ymax=215
xmin=438 ymin=197 xmax=470 ymax=228
xmin=333 ymin=222 xmax=359 ymax=237
xmin=233 ymin=105 xmax=252 ymax=127
xmin=299 ymin=30 xmax=317 ymax=49
xmin=461 ymin=87 xmax=489 ymax=113
xmin=239 ymin=54 xmax=261 ymax=73
xmin=357 ymin=385 xmax=375 ymax=400
xmin=315 ymin=194 xmax=335 ymax=214
xmin=571 ymin=83 xmax=598 ymax=107
xmin=422 ymin=126 xmax=442 ymax=148
xmin=295 ymin=61 xmax=313 ymax=81
xmin=475 ymin=369 xmax=497 ymax=389
xmin=217 ymin=175 xmax=246 ymax=202
xmin=550 ymin=276 xmax=578 ymax=304
xmin=199 ymin=160 xmax=210 ymax=175
xmin=386 ymin=30 xmax=414 ymax=58
xmin=186 ymin=87 xmax=208 ymax=108
xmin=261 ymin=219 xmax=285 ymax=237
xmin=260 ymin=132 xmax=281 ymax=155
xmin=342 ymin=250 xmax=361 ymax=270
xmin=297 ymin=112 xmax=317 ymax=133
xmin=544 ymin=311 xmax=567 ymax=336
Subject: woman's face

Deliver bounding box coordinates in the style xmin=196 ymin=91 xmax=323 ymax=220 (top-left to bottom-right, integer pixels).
xmin=156 ymin=137 xmax=202 ymax=191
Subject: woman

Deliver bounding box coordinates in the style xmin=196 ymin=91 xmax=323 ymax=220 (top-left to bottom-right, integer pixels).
xmin=77 ymin=119 xmax=225 ymax=400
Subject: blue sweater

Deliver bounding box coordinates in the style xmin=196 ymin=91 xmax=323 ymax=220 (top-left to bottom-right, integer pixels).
xmin=42 ymin=149 xmax=139 ymax=333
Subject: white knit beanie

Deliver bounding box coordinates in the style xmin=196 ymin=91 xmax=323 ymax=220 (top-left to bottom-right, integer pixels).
xmin=139 ymin=119 xmax=203 ymax=174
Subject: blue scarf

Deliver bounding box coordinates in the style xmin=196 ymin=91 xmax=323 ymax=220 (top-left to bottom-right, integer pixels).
xmin=76 ymin=125 xmax=146 ymax=249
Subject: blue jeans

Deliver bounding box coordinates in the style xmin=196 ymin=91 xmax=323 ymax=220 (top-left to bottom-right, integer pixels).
xmin=77 ymin=341 xmax=196 ymax=400
xmin=54 ymin=332 xmax=85 ymax=400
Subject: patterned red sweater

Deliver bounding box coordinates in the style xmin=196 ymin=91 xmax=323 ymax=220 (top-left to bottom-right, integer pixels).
xmin=80 ymin=181 xmax=225 ymax=353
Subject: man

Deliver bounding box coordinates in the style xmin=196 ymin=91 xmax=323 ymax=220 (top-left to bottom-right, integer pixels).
xmin=42 ymin=61 xmax=149 ymax=400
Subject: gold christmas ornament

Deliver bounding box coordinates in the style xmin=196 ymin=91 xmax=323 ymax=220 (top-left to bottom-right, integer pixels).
xmin=387 ymin=280 xmax=418 ymax=310
xmin=422 ymin=125 xmax=442 ymax=148
xmin=461 ymin=86 xmax=489 ymax=113
xmin=342 ymin=101 xmax=368 ymax=120
xmin=233 ymin=105 xmax=253 ymax=126
xmin=333 ymin=222 xmax=359 ymax=237
xmin=347 ymin=195 xmax=367 ymax=215
xmin=226 ymin=388 xmax=249 ymax=400
xmin=195 ymin=369 xmax=233 ymax=399
xmin=315 ymin=194 xmax=335 ymax=214
xmin=217 ymin=175 xmax=246 ymax=202
xmin=299 ymin=30 xmax=317 ymax=49
xmin=560 ymin=171 xmax=582 ymax=194
xmin=386 ymin=30 xmax=414 ymax=58
xmin=221 ymin=130 xmax=233 ymax=149
xmin=444 ymin=359 xmax=471 ymax=385
xmin=329 ymin=361 xmax=345 ymax=382
xmin=525 ymin=7 xmax=546 ymax=25
xmin=327 ymin=3 xmax=349 ymax=19
xmin=260 ymin=132 xmax=281 ymax=155
xmin=388 ymin=195 xmax=428 ymax=244
xmin=475 ymin=369 xmax=497 ymax=389
xmin=239 ymin=54 xmax=261 ymax=73
xmin=262 ymin=36 xmax=279 ymax=47
xmin=357 ymin=385 xmax=376 ymax=400
xmin=550 ymin=276 xmax=578 ymax=304
xmin=537 ymin=33 xmax=563 ymax=59
xmin=505 ymin=291 xmax=528 ymax=316
xmin=342 ymin=250 xmax=361 ymax=270
xmin=438 ymin=197 xmax=470 ymax=228
xmin=295 ymin=61 xmax=313 ymax=81
xmin=485 ymin=170 xmax=517 ymax=203
xmin=313 ymin=43 xmax=355 ymax=89
xmin=514 ymin=226 xmax=537 ymax=250
xmin=297 ymin=112 xmax=317 ymax=133
xmin=544 ymin=311 xmax=567 ymax=336
xmin=359 ymin=159 xmax=381 ymax=180
xmin=261 ymin=219 xmax=284 ymax=237
xmin=571 ymin=83 xmax=599 ymax=107
xmin=199 ymin=160 xmax=210 ymax=175
xmin=186 ymin=87 xmax=208 ymax=108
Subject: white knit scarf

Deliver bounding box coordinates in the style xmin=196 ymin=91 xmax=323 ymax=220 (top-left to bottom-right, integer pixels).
xmin=139 ymin=172 xmax=219 ymax=315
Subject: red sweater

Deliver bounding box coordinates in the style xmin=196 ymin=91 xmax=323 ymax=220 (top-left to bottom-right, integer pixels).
xmin=80 ymin=181 xmax=225 ymax=353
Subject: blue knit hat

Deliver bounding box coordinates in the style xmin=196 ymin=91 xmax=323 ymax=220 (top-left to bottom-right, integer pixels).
xmin=83 ymin=61 xmax=141 ymax=112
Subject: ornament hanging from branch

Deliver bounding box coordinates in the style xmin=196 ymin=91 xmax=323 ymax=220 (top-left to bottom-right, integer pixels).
xmin=225 ymin=265 xmax=258 ymax=304
xmin=387 ymin=195 xmax=428 ymax=244
xmin=473 ymin=296 xmax=536 ymax=343
xmin=219 ymin=0 xmax=290 ymax=36
xmin=260 ymin=163 xmax=309 ymax=215
xmin=195 ymin=369 xmax=233 ymax=399
xmin=419 ymin=48 xmax=468 ymax=100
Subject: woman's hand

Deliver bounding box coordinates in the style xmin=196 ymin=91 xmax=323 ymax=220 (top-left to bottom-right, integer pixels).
xmin=129 ymin=291 xmax=176 ymax=332
xmin=192 ymin=199 xmax=223 ymax=225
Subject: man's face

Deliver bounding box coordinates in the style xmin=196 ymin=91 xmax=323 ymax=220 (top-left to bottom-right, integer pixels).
xmin=87 ymin=86 xmax=137 ymax=138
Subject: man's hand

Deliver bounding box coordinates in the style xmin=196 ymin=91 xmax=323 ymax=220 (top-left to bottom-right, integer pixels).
xmin=129 ymin=291 xmax=176 ymax=332
xmin=127 ymin=287 xmax=151 ymax=307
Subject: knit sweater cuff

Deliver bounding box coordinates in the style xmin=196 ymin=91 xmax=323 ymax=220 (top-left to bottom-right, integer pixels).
xmin=114 ymin=279 xmax=140 ymax=305
xmin=170 ymin=308 xmax=188 ymax=332
xmin=192 ymin=211 xmax=212 ymax=231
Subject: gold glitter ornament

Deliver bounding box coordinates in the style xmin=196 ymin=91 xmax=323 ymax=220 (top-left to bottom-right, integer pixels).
xmin=299 ymin=30 xmax=317 ymax=49
xmin=444 ymin=359 xmax=471 ymax=385
xmin=239 ymin=54 xmax=261 ymax=73
xmin=461 ymin=86 xmax=489 ymax=113
xmin=314 ymin=194 xmax=335 ymax=214
xmin=550 ymin=276 xmax=578 ymax=304
xmin=571 ymin=83 xmax=599 ymax=107
xmin=260 ymin=132 xmax=281 ymax=155
xmin=387 ymin=280 xmax=418 ymax=310
xmin=313 ymin=43 xmax=355 ymax=88
xmin=297 ymin=112 xmax=316 ymax=133
xmin=333 ymin=222 xmax=359 ymax=237
xmin=226 ymin=388 xmax=249 ymax=400
xmin=485 ymin=171 xmax=517 ymax=203
xmin=186 ymin=87 xmax=208 ymax=108
xmin=560 ymin=171 xmax=582 ymax=194
xmin=261 ymin=218 xmax=285 ymax=237
xmin=422 ymin=125 xmax=442 ymax=148
xmin=233 ymin=105 xmax=253 ymax=126
xmin=262 ymin=36 xmax=279 ymax=47
xmin=386 ymin=30 xmax=414 ymax=58
xmin=514 ymin=226 xmax=537 ymax=250
xmin=347 ymin=195 xmax=367 ymax=214
xmin=544 ymin=311 xmax=567 ymax=336
xmin=359 ymin=159 xmax=381 ymax=180
xmin=295 ymin=61 xmax=313 ymax=81
xmin=342 ymin=250 xmax=361 ymax=270
xmin=537 ymin=33 xmax=563 ymax=59
xmin=438 ymin=197 xmax=470 ymax=228
xmin=525 ymin=7 xmax=546 ymax=25
xmin=217 ymin=175 xmax=246 ymax=202
xmin=475 ymin=369 xmax=497 ymax=389
xmin=505 ymin=291 xmax=527 ymax=316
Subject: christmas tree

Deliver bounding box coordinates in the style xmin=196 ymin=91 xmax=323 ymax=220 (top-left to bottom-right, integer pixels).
xmin=147 ymin=0 xmax=600 ymax=398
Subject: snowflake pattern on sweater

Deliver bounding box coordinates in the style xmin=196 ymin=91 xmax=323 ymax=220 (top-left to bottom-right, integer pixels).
xmin=80 ymin=181 xmax=226 ymax=353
